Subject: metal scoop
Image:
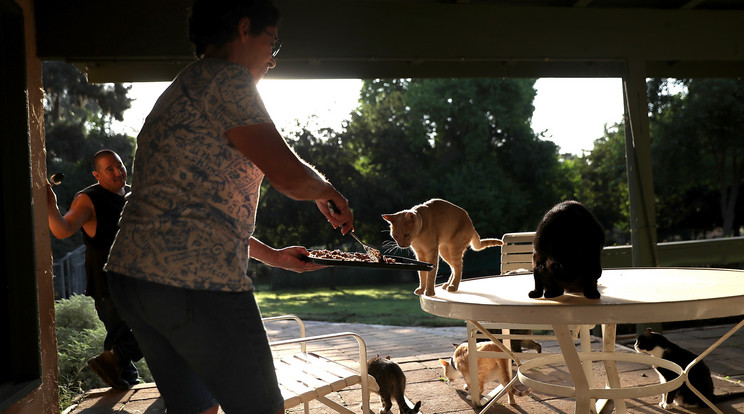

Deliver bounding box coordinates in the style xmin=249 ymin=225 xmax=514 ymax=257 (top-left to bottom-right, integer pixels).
xmin=326 ymin=200 xmax=383 ymax=262
xmin=348 ymin=232 xmax=383 ymax=262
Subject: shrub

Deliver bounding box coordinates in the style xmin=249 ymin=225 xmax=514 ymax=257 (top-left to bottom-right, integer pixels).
xmin=55 ymin=294 xmax=152 ymax=411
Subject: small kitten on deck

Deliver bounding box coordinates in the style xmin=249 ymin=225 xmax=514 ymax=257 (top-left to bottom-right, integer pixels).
xmin=439 ymin=342 xmax=529 ymax=406
xmin=366 ymin=355 xmax=422 ymax=414
xmin=530 ymin=200 xmax=604 ymax=299
xmin=382 ymin=199 xmax=502 ymax=296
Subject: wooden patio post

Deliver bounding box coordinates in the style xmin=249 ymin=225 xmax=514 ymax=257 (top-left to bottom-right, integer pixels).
xmin=622 ymin=58 xmax=659 ymax=269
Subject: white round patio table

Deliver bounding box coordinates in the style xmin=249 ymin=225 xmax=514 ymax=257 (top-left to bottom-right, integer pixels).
xmin=419 ymin=267 xmax=744 ymax=414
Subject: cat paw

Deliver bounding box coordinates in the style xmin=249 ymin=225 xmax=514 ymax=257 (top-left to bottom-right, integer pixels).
xmin=424 ymin=289 xmax=436 ymax=296
xmin=528 ymin=290 xmax=543 ymax=298
xmin=544 ymin=289 xmax=564 ymax=298
xmin=359 ymin=402 xmax=375 ymax=414
xmin=414 ymin=287 xmax=424 ymax=295
xmin=583 ymin=289 xmax=601 ymax=299
xmin=446 ymin=284 xmax=459 ymax=292
xmin=659 ymin=402 xmax=671 ymax=410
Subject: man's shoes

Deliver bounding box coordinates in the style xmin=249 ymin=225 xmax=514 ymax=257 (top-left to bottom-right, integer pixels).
xmin=87 ymin=350 xmax=131 ymax=390
xmin=121 ymin=362 xmax=140 ymax=387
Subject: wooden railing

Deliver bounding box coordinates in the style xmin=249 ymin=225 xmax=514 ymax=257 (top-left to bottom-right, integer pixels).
xmin=602 ymin=236 xmax=744 ymax=268
xmin=52 ymin=245 xmax=86 ymax=299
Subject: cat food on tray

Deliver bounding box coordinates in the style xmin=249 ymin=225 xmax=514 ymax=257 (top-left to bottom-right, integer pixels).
xmin=306 ymin=250 xmax=433 ymax=271
xmin=308 ymin=249 xmax=396 ymax=264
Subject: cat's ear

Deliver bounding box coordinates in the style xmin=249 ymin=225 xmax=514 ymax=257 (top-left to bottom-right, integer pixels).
xmin=438 ymin=358 xmax=449 ymax=367
xmin=381 ymin=214 xmax=393 ymax=223
xmin=404 ymin=211 xmax=415 ymax=221
xmin=385 ymin=355 xmax=391 ymax=360
xmin=644 ymin=327 xmax=653 ymax=336
xmin=452 ymin=343 xmax=459 ymax=349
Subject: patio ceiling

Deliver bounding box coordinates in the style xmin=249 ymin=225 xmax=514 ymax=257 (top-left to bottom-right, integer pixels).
xmin=34 ymin=0 xmax=744 ymax=83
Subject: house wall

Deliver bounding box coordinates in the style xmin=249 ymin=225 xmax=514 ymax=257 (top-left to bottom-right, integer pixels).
xmin=4 ymin=0 xmax=60 ymax=413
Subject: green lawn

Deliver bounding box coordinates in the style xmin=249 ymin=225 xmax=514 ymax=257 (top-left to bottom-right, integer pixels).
xmin=254 ymin=283 xmax=463 ymax=327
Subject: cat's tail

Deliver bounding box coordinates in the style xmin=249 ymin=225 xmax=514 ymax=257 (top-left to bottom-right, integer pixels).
xmin=400 ymin=395 xmax=422 ymax=414
xmin=470 ymin=234 xmax=503 ymax=251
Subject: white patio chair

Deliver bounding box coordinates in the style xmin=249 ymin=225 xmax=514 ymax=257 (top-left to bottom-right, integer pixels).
xmin=263 ymin=315 xmax=378 ymax=414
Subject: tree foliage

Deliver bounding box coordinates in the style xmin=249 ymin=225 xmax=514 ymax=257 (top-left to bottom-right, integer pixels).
xmin=567 ymin=78 xmax=744 ymax=243
xmin=255 ymin=127 xmax=363 ymax=249
xmin=565 ymin=124 xmax=630 ymax=244
xmin=255 ymin=78 xmax=567 ymax=250
xmin=650 ymin=78 xmax=744 ymax=238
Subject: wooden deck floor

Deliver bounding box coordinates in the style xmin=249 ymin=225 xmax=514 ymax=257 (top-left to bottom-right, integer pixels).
xmin=65 ymin=322 xmax=744 ymax=414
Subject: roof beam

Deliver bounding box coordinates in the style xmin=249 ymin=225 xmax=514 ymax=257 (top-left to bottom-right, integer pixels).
xmin=35 ymin=0 xmax=744 ymax=82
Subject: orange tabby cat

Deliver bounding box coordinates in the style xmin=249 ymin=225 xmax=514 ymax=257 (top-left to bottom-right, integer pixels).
xmin=439 ymin=341 xmax=526 ymax=406
xmin=382 ymin=199 xmax=503 ymax=296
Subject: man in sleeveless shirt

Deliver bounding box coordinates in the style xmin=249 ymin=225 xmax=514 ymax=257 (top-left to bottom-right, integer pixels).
xmin=47 ymin=149 xmax=143 ymax=390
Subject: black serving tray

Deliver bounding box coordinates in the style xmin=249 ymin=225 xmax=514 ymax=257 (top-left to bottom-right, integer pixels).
xmin=304 ymin=253 xmax=434 ymax=271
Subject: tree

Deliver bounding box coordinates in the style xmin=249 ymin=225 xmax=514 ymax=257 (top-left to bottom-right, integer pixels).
xmin=254 ymin=126 xmax=363 ymax=249
xmin=567 ymin=123 xmax=630 ymax=244
xmin=568 ymin=78 xmax=744 ymax=244
xmin=254 ymin=78 xmax=569 ymax=251
xmin=43 ymin=61 xmax=131 ymax=127
xmin=650 ymin=78 xmax=744 ymax=237
xmin=341 ymin=78 xmax=564 ymax=237
xmin=683 ymin=79 xmax=744 ymax=237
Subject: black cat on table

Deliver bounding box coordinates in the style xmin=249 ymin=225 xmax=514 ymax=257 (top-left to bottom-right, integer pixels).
xmin=529 ymin=200 xmax=604 ymax=299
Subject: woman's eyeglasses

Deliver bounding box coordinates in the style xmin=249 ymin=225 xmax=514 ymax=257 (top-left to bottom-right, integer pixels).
xmin=264 ymin=30 xmax=282 ymax=57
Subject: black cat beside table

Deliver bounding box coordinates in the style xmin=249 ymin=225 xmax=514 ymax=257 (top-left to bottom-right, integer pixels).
xmin=419 ymin=267 xmax=744 ymax=414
